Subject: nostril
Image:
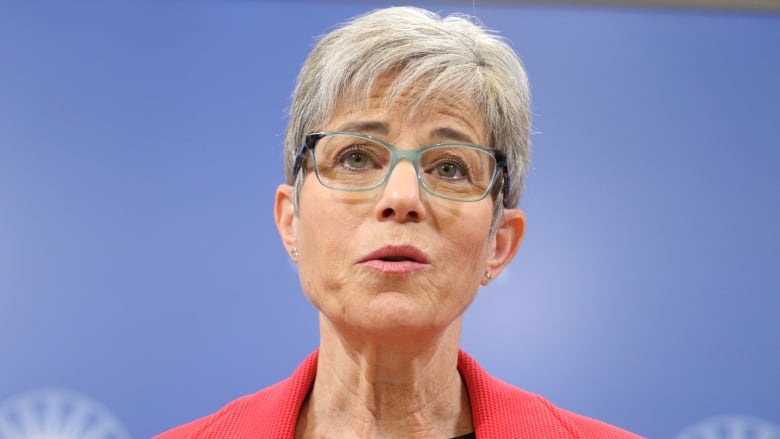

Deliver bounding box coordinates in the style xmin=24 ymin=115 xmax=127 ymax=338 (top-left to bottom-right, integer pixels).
xmin=380 ymin=207 xmax=419 ymax=221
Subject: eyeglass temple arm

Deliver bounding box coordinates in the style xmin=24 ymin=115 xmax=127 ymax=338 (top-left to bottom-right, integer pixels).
xmin=292 ymin=134 xmax=324 ymax=177
xmin=494 ymin=150 xmax=511 ymax=208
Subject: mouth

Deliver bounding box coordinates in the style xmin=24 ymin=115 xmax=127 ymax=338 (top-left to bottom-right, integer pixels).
xmin=357 ymin=245 xmax=431 ymax=273
xmin=359 ymin=245 xmax=430 ymax=264
xmin=379 ymin=256 xmax=415 ymax=262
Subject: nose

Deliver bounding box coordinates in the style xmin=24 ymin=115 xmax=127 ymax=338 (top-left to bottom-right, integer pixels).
xmin=374 ymin=160 xmax=426 ymax=223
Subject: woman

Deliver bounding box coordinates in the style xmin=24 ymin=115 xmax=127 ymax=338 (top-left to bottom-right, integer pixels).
xmin=157 ymin=7 xmax=642 ymax=438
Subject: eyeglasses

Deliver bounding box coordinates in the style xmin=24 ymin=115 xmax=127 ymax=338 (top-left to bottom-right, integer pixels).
xmin=292 ymin=131 xmax=509 ymax=205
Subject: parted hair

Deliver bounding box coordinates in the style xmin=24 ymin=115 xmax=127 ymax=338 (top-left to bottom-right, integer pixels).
xmin=284 ymin=6 xmax=531 ymax=210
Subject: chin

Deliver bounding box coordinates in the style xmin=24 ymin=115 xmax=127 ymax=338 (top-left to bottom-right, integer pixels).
xmin=354 ymin=296 xmax=443 ymax=336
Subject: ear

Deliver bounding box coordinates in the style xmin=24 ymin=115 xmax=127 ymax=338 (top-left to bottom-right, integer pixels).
xmin=483 ymin=208 xmax=525 ymax=285
xmin=274 ymin=184 xmax=298 ymax=261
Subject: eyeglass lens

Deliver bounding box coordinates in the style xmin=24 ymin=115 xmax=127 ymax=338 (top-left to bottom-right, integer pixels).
xmin=312 ymin=134 xmax=497 ymax=201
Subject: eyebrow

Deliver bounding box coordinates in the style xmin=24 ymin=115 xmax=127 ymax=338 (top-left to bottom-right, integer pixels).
xmin=336 ymin=120 xmax=389 ymax=135
xmin=429 ymin=127 xmax=475 ymax=144
xmin=334 ymin=122 xmax=476 ymax=144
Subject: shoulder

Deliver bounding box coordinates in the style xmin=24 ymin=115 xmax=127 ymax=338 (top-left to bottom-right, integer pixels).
xmin=153 ymin=352 xmax=319 ymax=439
xmin=548 ymin=410 xmax=641 ymax=439
xmin=152 ymin=381 xmax=288 ymax=439
xmin=457 ymin=350 xmax=643 ymax=438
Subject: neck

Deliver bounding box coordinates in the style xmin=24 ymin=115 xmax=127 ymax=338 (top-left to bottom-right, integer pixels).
xmin=295 ymin=315 xmax=473 ymax=439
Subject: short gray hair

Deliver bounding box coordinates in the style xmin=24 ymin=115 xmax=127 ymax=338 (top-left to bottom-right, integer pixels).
xmin=284 ymin=6 xmax=531 ymax=210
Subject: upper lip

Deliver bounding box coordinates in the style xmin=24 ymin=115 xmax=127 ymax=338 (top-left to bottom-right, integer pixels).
xmin=358 ymin=245 xmax=431 ymax=264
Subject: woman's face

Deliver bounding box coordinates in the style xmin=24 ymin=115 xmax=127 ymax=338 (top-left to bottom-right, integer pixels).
xmin=275 ymin=79 xmax=524 ymax=339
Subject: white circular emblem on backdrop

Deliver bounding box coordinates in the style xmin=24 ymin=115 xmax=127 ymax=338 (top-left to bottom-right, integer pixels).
xmin=675 ymin=415 xmax=780 ymax=439
xmin=0 ymin=388 xmax=132 ymax=439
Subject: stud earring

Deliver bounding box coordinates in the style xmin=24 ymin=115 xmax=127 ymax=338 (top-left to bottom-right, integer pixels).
xmin=484 ymin=270 xmax=493 ymax=282
xmin=291 ymin=247 xmax=298 ymax=259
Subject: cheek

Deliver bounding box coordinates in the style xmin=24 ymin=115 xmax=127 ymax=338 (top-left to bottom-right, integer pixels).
xmin=445 ymin=209 xmax=493 ymax=258
xmin=295 ymin=189 xmax=370 ymax=298
xmin=426 ymin=222 xmax=491 ymax=320
xmin=297 ymin=199 xmax=366 ymax=256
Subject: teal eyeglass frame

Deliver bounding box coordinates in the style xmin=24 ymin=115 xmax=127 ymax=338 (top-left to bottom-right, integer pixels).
xmin=292 ymin=131 xmax=511 ymax=207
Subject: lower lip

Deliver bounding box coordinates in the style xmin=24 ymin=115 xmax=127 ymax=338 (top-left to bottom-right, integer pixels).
xmin=357 ymin=260 xmax=431 ymax=274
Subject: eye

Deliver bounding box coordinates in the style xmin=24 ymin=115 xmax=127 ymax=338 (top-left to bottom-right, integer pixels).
xmin=334 ymin=144 xmax=381 ymax=171
xmin=430 ymin=158 xmax=469 ymax=180
xmin=343 ymin=150 xmax=371 ymax=169
xmin=437 ymin=162 xmax=464 ymax=178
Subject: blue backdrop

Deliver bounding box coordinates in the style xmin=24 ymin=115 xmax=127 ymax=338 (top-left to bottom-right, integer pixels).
xmin=1 ymin=1 xmax=778 ymax=438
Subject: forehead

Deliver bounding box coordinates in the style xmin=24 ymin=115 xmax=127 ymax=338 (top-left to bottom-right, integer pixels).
xmin=325 ymin=73 xmax=488 ymax=144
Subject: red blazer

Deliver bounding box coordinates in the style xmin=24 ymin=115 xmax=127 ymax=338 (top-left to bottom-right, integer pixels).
xmin=156 ymin=350 xmax=643 ymax=438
